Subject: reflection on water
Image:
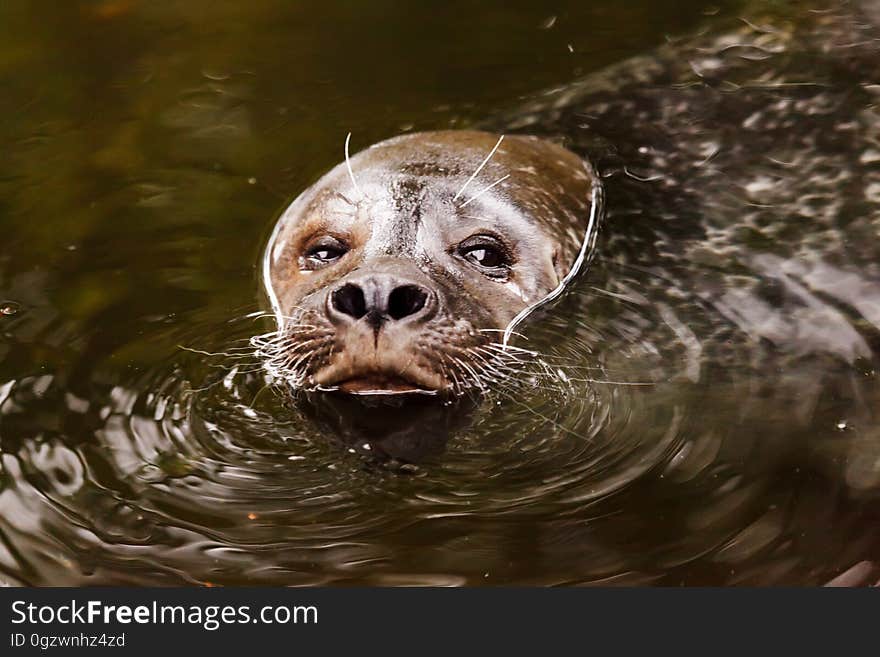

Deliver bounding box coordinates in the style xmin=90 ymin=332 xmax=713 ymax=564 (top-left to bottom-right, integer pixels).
xmin=1 ymin=0 xmax=880 ymax=585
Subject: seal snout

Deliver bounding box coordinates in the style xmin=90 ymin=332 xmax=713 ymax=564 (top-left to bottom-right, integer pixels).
xmin=327 ymin=274 xmax=436 ymax=328
xmin=313 ymin=270 xmax=443 ymax=394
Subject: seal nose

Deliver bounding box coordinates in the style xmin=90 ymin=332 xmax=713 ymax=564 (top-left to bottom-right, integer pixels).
xmin=328 ymin=276 xmax=433 ymax=327
xmin=330 ymin=283 xmax=368 ymax=320
xmin=387 ymin=285 xmax=428 ymax=320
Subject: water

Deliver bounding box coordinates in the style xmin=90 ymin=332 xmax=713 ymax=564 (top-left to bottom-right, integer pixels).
xmin=2 ymin=0 xmax=879 ymax=586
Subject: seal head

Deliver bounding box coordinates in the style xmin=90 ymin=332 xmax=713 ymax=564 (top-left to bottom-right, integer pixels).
xmin=262 ymin=130 xmax=596 ymax=394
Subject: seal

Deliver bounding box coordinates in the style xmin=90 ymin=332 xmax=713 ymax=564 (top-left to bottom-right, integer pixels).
xmin=261 ymin=0 xmax=880 ymax=406
xmin=261 ymin=130 xmax=599 ymax=394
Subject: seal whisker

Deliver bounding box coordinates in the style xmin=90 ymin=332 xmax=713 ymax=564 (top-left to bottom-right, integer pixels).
xmin=479 ymin=328 xmax=529 ymax=341
xmin=453 ymin=356 xmax=488 ymax=392
xmin=480 ymin=342 xmax=621 ymax=373
xmin=264 ymin=340 xmax=325 ymax=373
xmin=467 ymin=349 xmax=515 ymax=387
xmin=250 ymin=325 xmax=318 ymax=343
xmin=178 ymin=345 xmax=259 ymax=360
xmin=239 ymin=311 xmax=311 ymax=323
xmin=452 ymin=134 xmax=505 ymax=202
xmin=475 ymin=341 xmax=648 ymax=391
xmin=439 ymin=353 xmax=467 ymax=395
xmin=344 ymin=131 xmax=363 ymax=197
xmin=459 ymin=174 xmax=510 ymax=208
xmin=481 ymin=342 xmax=543 ymax=360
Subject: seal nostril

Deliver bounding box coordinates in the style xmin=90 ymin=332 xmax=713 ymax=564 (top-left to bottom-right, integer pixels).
xmin=388 ymin=285 xmax=428 ymax=320
xmin=331 ymin=283 xmax=367 ymax=319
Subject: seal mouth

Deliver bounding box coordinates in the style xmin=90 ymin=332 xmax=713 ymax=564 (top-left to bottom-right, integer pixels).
xmin=313 ymin=361 xmax=446 ymax=396
xmin=334 ymin=374 xmax=435 ymax=395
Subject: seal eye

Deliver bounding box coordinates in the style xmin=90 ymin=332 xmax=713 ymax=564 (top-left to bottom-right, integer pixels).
xmin=464 ymin=246 xmax=504 ymax=268
xmin=301 ymin=236 xmax=348 ymax=270
xmin=456 ymin=235 xmax=512 ymax=278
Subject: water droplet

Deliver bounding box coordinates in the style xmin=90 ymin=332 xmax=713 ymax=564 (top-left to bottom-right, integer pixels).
xmin=836 ymin=420 xmax=848 ymax=431
xmin=247 ymin=177 xmax=257 ymax=185
xmin=0 ymin=301 xmax=20 ymax=316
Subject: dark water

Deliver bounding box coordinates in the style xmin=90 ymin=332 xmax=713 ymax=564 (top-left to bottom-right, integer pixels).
xmin=2 ymin=0 xmax=879 ymax=586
